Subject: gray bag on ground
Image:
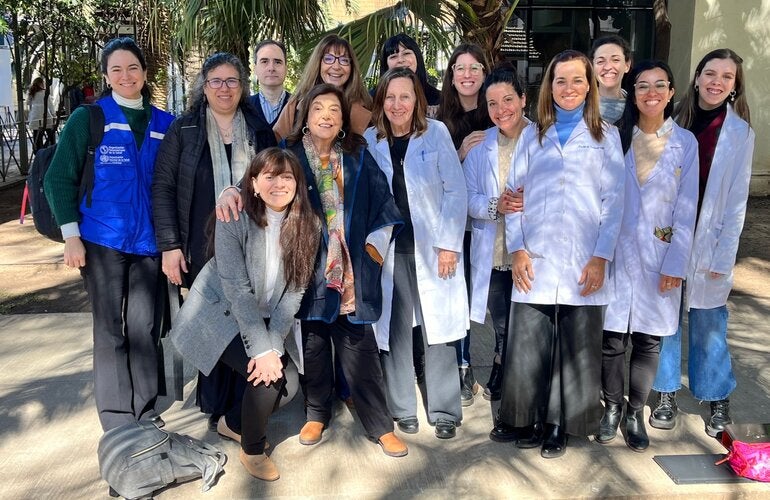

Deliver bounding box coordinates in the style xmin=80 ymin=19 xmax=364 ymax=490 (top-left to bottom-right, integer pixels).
xmin=98 ymin=420 xmax=226 ymax=499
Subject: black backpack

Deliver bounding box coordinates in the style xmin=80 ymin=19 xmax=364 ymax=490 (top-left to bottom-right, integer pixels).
xmin=98 ymin=420 xmax=226 ymax=500
xmin=26 ymin=104 xmax=104 ymax=243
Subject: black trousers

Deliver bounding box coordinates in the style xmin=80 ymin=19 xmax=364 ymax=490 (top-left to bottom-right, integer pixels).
xmin=487 ymin=269 xmax=513 ymax=356
xmin=81 ymin=241 xmax=162 ymax=431
xmin=301 ymin=316 xmax=392 ymax=439
xmin=218 ymin=336 xmax=289 ymax=455
xmin=601 ymin=331 xmax=661 ymax=410
xmin=500 ymin=302 xmax=604 ymax=436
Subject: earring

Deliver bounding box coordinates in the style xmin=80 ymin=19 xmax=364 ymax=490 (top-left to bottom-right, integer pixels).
xmin=337 ymin=130 xmax=346 ymax=139
xmin=694 ymin=84 xmax=699 ymax=92
xmin=254 ymin=191 xmax=261 ymax=199
xmin=729 ymin=89 xmax=736 ymax=101
xmin=302 ymin=125 xmax=309 ymax=135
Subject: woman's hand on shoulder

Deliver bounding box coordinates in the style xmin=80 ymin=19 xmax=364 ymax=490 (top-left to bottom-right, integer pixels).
xmin=458 ymin=130 xmax=486 ymax=161
xmin=63 ymin=236 xmax=86 ymax=268
xmin=216 ymin=186 xmax=243 ymax=222
xmin=247 ymin=351 xmax=283 ymax=387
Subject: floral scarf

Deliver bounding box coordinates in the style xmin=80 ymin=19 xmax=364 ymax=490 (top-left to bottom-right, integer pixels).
xmin=302 ymin=134 xmax=355 ymax=314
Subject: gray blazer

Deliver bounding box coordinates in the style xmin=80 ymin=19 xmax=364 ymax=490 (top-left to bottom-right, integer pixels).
xmin=170 ymin=216 xmax=303 ymax=376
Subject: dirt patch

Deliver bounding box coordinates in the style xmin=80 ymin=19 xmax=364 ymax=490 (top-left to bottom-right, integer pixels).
xmin=0 ymin=179 xmax=768 ymax=314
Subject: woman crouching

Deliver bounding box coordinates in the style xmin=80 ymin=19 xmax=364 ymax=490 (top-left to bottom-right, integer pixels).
xmin=171 ymin=148 xmax=320 ymax=481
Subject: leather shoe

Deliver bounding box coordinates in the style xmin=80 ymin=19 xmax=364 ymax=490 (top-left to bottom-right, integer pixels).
xmin=396 ymin=416 xmax=419 ymax=434
xmin=515 ymin=422 xmax=544 ymax=449
xmin=649 ymin=391 xmax=678 ymax=430
xmin=624 ymin=403 xmax=649 ymax=452
xmin=483 ymin=361 xmax=503 ymax=401
xmin=299 ymin=421 xmax=325 ymax=445
xmin=435 ymin=418 xmax=457 ymax=439
xmin=489 ymin=421 xmax=518 ymax=442
xmin=706 ymin=399 xmax=732 ymax=438
xmin=540 ymin=424 xmax=567 ymax=458
xmin=595 ymin=402 xmax=622 ymax=444
xmin=239 ymin=449 xmax=279 ymax=481
xmin=217 ymin=415 xmax=242 ymax=444
xmin=459 ymin=366 xmax=480 ymax=407
xmin=377 ymin=432 xmax=408 ymax=457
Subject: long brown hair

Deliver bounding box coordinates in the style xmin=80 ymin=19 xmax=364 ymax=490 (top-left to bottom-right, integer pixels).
xmin=675 ymin=48 xmax=751 ymax=129
xmin=436 ymin=43 xmax=490 ymax=142
xmin=371 ymin=68 xmax=428 ymax=143
xmin=241 ymin=148 xmax=320 ymax=289
xmin=536 ymin=50 xmax=604 ymax=144
xmin=293 ymin=34 xmax=371 ymax=109
xmin=285 ymin=84 xmax=366 ymax=154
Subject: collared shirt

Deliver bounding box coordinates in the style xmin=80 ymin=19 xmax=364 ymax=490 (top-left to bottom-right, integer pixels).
xmin=258 ymin=90 xmax=286 ymax=124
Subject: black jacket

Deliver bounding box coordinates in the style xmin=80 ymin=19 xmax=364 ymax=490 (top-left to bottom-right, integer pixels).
xmin=152 ymin=102 xmax=276 ymax=259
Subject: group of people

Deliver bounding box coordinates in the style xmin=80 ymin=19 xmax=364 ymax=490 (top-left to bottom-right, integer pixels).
xmin=42 ymin=32 xmax=754 ymax=483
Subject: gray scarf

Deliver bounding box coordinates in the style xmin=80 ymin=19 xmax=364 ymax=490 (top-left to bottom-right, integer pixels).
xmin=206 ymin=107 xmax=253 ymax=196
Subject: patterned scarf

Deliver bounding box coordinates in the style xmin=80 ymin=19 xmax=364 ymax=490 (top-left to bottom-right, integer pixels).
xmin=302 ymin=134 xmax=355 ymax=314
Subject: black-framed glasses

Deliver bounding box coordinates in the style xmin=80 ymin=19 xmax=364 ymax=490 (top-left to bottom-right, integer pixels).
xmin=322 ymin=53 xmax=351 ymax=66
xmin=634 ymin=81 xmax=670 ymax=94
xmin=206 ymin=78 xmax=241 ymax=89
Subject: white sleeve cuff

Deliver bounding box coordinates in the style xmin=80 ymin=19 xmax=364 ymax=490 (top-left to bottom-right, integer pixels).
xmin=61 ymin=222 xmax=81 ymax=240
xmin=365 ymin=226 xmax=393 ymax=259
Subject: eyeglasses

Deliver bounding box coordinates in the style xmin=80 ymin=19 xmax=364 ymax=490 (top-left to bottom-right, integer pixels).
xmin=634 ymin=81 xmax=670 ymax=94
xmin=206 ymin=78 xmax=241 ymax=89
xmin=322 ymin=54 xmax=351 ymax=66
xmin=452 ymin=63 xmax=484 ymax=76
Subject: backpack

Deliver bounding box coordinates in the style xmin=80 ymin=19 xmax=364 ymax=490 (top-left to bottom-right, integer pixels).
xmin=24 ymin=104 xmax=104 ymax=243
xmin=98 ymin=420 xmax=226 ymax=500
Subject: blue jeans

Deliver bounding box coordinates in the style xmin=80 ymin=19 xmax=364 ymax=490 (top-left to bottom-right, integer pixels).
xmin=652 ymin=305 xmax=736 ymax=401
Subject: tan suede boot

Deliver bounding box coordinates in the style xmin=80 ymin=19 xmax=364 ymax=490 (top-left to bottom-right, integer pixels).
xmin=239 ymin=449 xmax=279 ymax=481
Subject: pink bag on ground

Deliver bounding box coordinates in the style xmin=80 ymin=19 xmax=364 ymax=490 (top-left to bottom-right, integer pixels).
xmin=722 ymin=441 xmax=770 ymax=482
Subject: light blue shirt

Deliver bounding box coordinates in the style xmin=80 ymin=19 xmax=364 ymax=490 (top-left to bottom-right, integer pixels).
xmin=258 ymin=90 xmax=286 ymax=124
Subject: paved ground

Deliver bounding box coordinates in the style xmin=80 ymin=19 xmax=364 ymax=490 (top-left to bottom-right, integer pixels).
xmin=1 ymin=176 xmax=770 ymax=498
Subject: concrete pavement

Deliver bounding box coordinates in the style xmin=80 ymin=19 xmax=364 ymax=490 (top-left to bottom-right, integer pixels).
xmin=1 ymin=298 xmax=769 ymax=499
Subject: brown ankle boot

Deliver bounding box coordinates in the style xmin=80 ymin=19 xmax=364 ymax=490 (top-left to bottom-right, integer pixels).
xmin=299 ymin=421 xmax=325 ymax=445
xmin=377 ymin=431 xmax=408 ymax=457
xmin=239 ymin=449 xmax=279 ymax=481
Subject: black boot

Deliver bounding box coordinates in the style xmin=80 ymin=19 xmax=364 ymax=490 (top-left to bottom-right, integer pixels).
xmin=595 ymin=402 xmax=622 ymax=444
xmin=541 ymin=424 xmax=567 ymax=458
xmin=459 ymin=366 xmax=479 ymax=407
xmin=624 ymin=403 xmax=649 ymax=452
xmin=483 ymin=361 xmax=503 ymax=401
xmin=648 ymin=391 xmax=678 ymax=429
xmin=706 ymin=399 xmax=732 ymax=437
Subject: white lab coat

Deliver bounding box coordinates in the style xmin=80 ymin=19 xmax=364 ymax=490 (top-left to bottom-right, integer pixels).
xmin=464 ymin=125 xmax=522 ymax=323
xmin=365 ymin=120 xmax=469 ymax=348
xmin=604 ymin=120 xmax=699 ymax=336
xmin=505 ymin=119 xmax=625 ymax=305
xmin=687 ymin=105 xmax=755 ymax=310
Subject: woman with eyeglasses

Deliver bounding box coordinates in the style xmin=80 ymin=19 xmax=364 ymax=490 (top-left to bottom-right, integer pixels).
xmin=273 ymin=34 xmax=372 ymax=140
xmin=376 ymin=34 xmax=441 ymax=118
xmin=500 ymin=50 xmax=624 ymax=458
xmin=437 ymin=44 xmax=494 ymax=407
xmin=649 ymin=49 xmax=754 ymax=438
xmin=44 ymin=37 xmax=175 ymax=432
xmin=153 ymin=52 xmax=276 ymax=438
xmin=590 ymin=35 xmax=632 ymax=124
xmin=596 ymin=60 xmax=698 ymax=452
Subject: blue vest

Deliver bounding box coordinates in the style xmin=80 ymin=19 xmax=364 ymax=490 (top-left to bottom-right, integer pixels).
xmin=79 ymin=96 xmax=174 ymax=255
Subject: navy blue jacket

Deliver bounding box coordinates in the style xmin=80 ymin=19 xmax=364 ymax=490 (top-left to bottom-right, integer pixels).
xmin=288 ymin=141 xmax=403 ymax=324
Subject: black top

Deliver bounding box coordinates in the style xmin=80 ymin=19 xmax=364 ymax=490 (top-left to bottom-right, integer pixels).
xmin=389 ymin=135 xmax=414 ymax=254
xmin=690 ymin=100 xmax=728 ymax=137
xmin=447 ymin=108 xmax=492 ymax=150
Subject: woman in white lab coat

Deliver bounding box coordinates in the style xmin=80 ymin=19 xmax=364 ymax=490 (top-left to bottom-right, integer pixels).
xmin=650 ymin=49 xmax=755 ymax=438
xmin=597 ymin=60 xmax=699 ymax=452
xmin=365 ymin=68 xmax=468 ymax=440
xmin=463 ymin=66 xmax=529 ymax=406
xmin=500 ymin=50 xmax=624 ymax=458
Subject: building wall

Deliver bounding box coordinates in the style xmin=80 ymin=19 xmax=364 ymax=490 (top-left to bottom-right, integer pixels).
xmin=672 ymin=0 xmax=770 ymax=195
